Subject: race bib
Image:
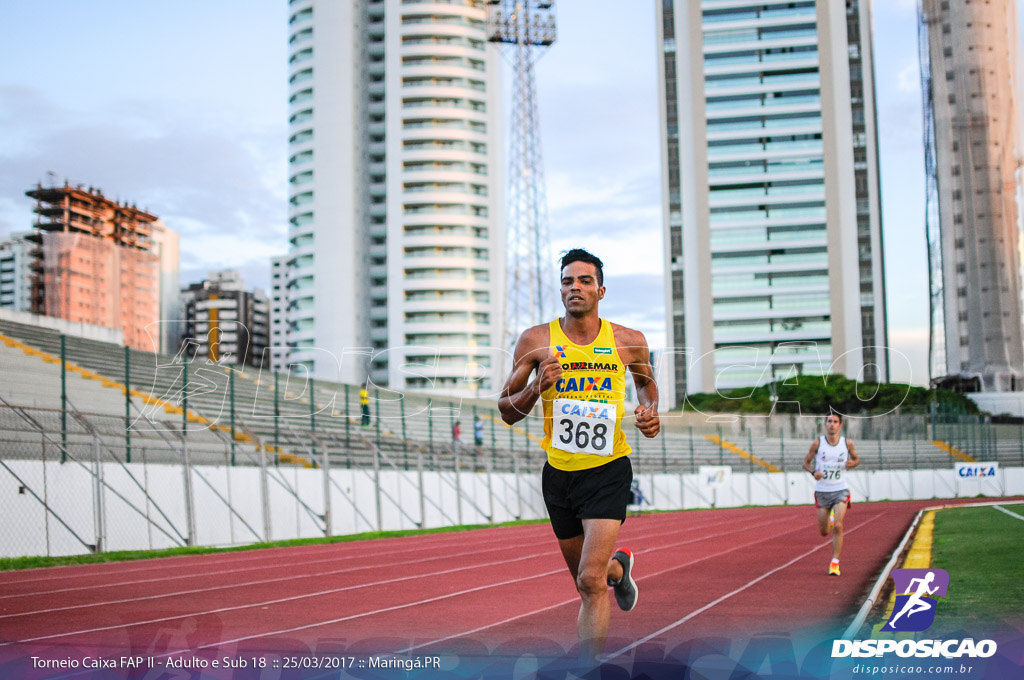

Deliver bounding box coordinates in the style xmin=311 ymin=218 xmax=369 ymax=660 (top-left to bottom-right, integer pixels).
xmin=819 ymin=458 xmax=846 ymax=482
xmin=552 ymin=398 xmax=617 ymax=456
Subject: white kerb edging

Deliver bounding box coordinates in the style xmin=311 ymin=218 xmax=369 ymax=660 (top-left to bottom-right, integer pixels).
xmin=841 ymin=499 xmax=1024 ymax=639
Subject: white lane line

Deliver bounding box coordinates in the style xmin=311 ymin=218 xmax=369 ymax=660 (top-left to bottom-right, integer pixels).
xmin=397 ymin=514 xmax=815 ymax=653
xmin=176 ymin=568 xmax=568 ymax=659
xmin=0 ymin=543 xmax=365 ymax=585
xmin=0 ymin=533 xmax=554 ymax=606
xmin=993 ymin=504 xmax=1024 ymax=521
xmin=2 ymin=519 xmax=593 ymax=597
xmin=1 ymin=549 xmax=554 ymax=647
xmin=1 ymin=513 xmax=745 ymax=635
xmin=1 ymin=508 xmax=724 ymax=597
xmin=39 ymin=513 xmax=783 ymax=680
xmin=170 ymin=515 xmax=803 ymax=657
xmin=0 ymin=538 xmax=549 ymax=620
xmin=187 ymin=514 xmax=793 ymax=655
xmin=0 ymin=506 xmax=740 ymax=588
xmin=396 ymin=511 xmax=883 ymax=657
xmin=2 ymin=511 xmax=750 ymax=616
xmin=0 ymin=524 xmax=549 ymax=589
xmin=604 ymin=512 xmax=884 ymax=661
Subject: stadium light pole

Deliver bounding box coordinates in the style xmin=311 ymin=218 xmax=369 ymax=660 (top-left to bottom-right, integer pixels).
xmin=486 ymin=1 xmax=557 ymax=351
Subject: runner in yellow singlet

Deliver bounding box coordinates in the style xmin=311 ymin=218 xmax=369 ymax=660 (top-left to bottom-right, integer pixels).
xmin=499 ymin=248 xmax=660 ymax=666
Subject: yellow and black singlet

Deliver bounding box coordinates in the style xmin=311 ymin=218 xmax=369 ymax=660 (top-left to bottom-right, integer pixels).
xmin=540 ymin=318 xmax=630 ymax=471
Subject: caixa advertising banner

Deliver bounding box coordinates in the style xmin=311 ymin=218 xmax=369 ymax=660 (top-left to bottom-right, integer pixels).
xmin=954 ymin=462 xmax=999 ymax=479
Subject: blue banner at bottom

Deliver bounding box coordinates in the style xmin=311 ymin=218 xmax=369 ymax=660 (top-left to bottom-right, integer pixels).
xmin=1 ymin=629 xmax=1021 ymax=680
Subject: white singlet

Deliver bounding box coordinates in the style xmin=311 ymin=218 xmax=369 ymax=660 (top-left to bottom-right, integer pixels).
xmin=815 ymin=435 xmax=849 ymax=492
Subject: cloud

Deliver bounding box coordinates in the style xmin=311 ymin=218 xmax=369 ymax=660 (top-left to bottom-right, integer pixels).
xmin=597 ymin=273 xmax=667 ymax=348
xmin=872 ymin=4 xmax=926 ymax=157
xmin=887 ymin=327 xmax=930 ymax=386
xmin=546 ymin=170 xmax=658 ymax=214
xmin=0 ymin=86 xmax=286 ymax=290
xmin=532 ymin=0 xmax=661 ymax=223
xmin=896 ymin=59 xmax=921 ymax=94
xmin=544 ymin=169 xmax=663 ymax=282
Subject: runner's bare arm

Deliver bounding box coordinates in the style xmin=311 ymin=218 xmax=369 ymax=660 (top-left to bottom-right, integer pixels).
xmin=845 ymin=440 xmax=860 ymax=470
xmin=498 ymin=325 xmax=560 ymax=425
xmin=803 ymin=439 xmax=822 ymax=479
xmin=616 ymin=326 xmax=659 ymax=438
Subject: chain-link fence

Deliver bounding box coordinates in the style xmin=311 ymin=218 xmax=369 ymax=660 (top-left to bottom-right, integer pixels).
xmin=3 ymin=323 xmax=1024 ymax=558
xmin=3 ymin=398 xmax=1024 ymax=559
xmin=0 ymin=401 xmax=553 ymax=559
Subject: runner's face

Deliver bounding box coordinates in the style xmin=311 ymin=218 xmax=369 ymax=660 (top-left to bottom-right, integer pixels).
xmin=560 ymin=261 xmax=604 ymax=315
xmin=825 ymin=415 xmax=842 ymax=435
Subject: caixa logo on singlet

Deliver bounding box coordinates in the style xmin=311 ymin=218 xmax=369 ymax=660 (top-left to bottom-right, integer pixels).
xmin=555 ymin=376 xmax=613 ymax=393
xmin=883 ymin=568 xmax=950 ymax=632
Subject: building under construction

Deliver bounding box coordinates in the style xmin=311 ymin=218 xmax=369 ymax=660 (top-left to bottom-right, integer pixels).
xmin=24 ymin=181 xmax=160 ymax=351
xmin=920 ymin=0 xmax=1024 ymax=392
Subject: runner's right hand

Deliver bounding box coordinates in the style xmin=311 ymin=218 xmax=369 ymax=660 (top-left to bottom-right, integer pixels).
xmin=536 ymin=353 xmax=563 ymax=393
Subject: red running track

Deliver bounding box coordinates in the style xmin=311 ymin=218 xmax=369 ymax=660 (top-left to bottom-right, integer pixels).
xmin=0 ymin=498 xmax=1010 ymax=669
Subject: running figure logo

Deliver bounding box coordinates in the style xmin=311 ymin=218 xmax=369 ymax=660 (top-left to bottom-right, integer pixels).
xmin=882 ymin=568 xmax=950 ymax=632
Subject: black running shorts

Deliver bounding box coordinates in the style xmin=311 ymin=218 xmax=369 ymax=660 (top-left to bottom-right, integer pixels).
xmin=542 ymin=456 xmax=633 ymax=540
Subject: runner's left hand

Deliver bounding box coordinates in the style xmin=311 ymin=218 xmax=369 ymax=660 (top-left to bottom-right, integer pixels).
xmin=634 ymin=404 xmax=660 ymax=438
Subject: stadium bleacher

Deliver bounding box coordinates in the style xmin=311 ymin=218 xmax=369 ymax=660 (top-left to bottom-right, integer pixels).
xmin=2 ymin=317 xmax=1022 ymax=476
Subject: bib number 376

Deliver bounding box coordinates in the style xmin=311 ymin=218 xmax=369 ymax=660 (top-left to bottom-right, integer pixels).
xmin=553 ymin=398 xmax=616 ymax=456
xmin=820 ymin=460 xmax=845 ymax=481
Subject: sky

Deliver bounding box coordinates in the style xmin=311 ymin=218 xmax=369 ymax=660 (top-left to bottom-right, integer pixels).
xmin=0 ymin=0 xmax=1018 ymax=388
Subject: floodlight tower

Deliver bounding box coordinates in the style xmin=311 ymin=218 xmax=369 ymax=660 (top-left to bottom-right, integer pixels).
xmin=486 ymin=1 xmax=557 ymax=346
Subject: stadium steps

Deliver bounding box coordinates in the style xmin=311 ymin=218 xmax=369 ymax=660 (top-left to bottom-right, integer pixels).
xmin=703 ymin=434 xmax=781 ymax=472
xmin=0 ymin=322 xmax=310 ymax=468
xmin=932 ymin=440 xmax=975 ymax=463
xmin=0 ymin=330 xmax=249 ymax=440
xmin=4 ymin=318 xmax=1022 ymax=474
xmin=0 ymin=318 xmax=590 ymax=473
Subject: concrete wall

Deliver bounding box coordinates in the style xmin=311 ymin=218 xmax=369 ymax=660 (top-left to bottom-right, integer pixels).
xmin=966 ymin=392 xmax=1024 ymax=417
xmin=1 ymin=461 xmax=1020 ymax=559
xmin=0 ymin=308 xmax=123 ymax=345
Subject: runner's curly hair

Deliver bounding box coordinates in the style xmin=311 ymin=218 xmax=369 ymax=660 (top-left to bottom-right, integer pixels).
xmin=559 ymin=248 xmax=604 ymax=286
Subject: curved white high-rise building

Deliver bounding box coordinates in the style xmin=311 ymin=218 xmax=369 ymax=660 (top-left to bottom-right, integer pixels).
xmin=285 ymin=0 xmax=504 ymax=396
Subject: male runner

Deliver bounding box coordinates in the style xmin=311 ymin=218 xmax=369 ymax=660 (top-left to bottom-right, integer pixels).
xmin=802 ymin=413 xmax=860 ymax=575
xmin=499 ymin=248 xmax=660 ymax=665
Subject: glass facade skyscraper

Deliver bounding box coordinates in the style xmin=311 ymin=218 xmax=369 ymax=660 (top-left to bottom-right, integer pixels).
xmin=656 ymin=0 xmax=888 ymax=406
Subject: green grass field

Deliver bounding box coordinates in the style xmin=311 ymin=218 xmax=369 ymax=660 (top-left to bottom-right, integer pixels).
xmin=930 ymin=504 xmax=1024 ymax=636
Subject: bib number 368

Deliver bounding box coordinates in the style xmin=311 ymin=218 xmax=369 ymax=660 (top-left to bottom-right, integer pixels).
xmin=553 ymin=398 xmax=615 ymax=456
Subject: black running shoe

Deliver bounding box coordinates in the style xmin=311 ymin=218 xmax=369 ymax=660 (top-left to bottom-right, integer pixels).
xmin=608 ymin=548 xmax=638 ymax=612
